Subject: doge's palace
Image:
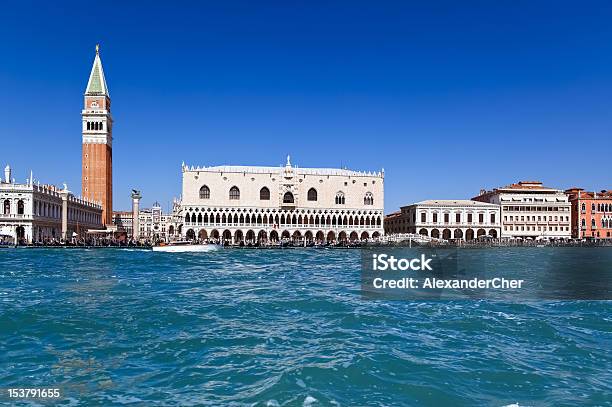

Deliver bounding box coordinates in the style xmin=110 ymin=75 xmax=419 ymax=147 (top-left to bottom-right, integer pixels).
xmin=179 ymin=157 xmax=384 ymax=243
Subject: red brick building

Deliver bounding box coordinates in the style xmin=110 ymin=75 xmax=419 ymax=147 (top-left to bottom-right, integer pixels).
xmin=564 ymin=188 xmax=612 ymax=240
xmin=383 ymin=211 xmax=404 ymax=234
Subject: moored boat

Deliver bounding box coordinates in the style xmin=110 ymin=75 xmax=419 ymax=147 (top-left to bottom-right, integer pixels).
xmin=152 ymin=241 xmax=220 ymax=253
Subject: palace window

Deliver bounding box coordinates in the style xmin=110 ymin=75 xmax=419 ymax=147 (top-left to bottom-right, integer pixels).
xmin=3 ymin=199 xmax=9 ymax=215
xmin=307 ymin=188 xmax=317 ymax=201
xmin=199 ymin=185 xmax=210 ymax=199
xmin=17 ymin=200 xmax=24 ymax=215
xmin=421 ymin=212 xmax=426 ymax=223
xmin=229 ymin=186 xmax=240 ymax=200
xmin=444 ymin=213 xmax=449 ymax=223
xmin=491 ymin=213 xmax=496 ymax=223
xmin=433 ymin=213 xmax=438 ymax=223
xmin=335 ymin=192 xmax=345 ymax=205
xmin=455 ymin=213 xmax=461 ymax=223
xmin=479 ymin=214 xmax=484 ymax=223
xmin=364 ymin=192 xmax=374 ymax=205
xmin=283 ymin=192 xmax=294 ymax=204
xmin=260 ymin=187 xmax=270 ymax=200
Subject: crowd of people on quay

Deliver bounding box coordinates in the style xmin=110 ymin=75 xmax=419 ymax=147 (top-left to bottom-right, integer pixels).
xmin=0 ymin=236 xmax=150 ymax=248
xmin=196 ymin=237 xmax=377 ymax=248
xmin=2 ymin=233 xmax=607 ymax=249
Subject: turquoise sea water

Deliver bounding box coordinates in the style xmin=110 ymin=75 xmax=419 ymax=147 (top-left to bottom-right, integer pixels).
xmin=0 ymin=248 xmax=610 ymax=406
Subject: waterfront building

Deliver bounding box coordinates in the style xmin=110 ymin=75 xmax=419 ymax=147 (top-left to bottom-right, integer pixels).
xmin=168 ymin=198 xmax=182 ymax=239
xmin=112 ymin=211 xmax=133 ymax=237
xmin=138 ymin=202 xmax=174 ymax=242
xmin=0 ymin=165 xmax=102 ymax=244
xmin=473 ymin=181 xmax=571 ymax=240
xmin=564 ymin=188 xmax=612 ymax=240
xmin=113 ymin=201 xmax=175 ymax=242
xmin=179 ymin=156 xmax=384 ymax=243
xmin=82 ymin=45 xmax=113 ymax=225
xmin=384 ymin=200 xmax=501 ymax=240
xmin=384 ymin=210 xmax=404 ymax=233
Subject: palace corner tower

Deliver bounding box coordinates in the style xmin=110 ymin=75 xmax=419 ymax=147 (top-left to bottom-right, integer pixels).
xmin=81 ymin=45 xmax=113 ymax=225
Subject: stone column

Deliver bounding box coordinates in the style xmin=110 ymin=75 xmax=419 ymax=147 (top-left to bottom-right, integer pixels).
xmin=60 ymin=188 xmax=69 ymax=241
xmin=4 ymin=164 xmax=11 ymax=183
xmin=131 ymin=190 xmax=142 ymax=240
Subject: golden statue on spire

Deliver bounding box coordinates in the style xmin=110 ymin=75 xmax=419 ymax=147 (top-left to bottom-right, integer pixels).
xmin=96 ymin=44 xmax=100 ymax=54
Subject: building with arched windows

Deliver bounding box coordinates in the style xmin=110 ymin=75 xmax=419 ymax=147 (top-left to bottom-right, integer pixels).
xmin=178 ymin=156 xmax=384 ymax=243
xmin=82 ymin=45 xmax=113 ymax=226
xmin=565 ymin=188 xmax=612 ymax=240
xmin=384 ymin=200 xmax=501 ymax=240
xmin=0 ymin=165 xmax=102 ymax=244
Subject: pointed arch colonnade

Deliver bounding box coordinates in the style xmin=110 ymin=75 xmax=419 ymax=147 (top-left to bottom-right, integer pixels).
xmin=181 ymin=207 xmax=384 ymax=243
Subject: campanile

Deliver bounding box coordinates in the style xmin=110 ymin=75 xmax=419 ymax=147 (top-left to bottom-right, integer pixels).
xmin=82 ymin=44 xmax=113 ymax=225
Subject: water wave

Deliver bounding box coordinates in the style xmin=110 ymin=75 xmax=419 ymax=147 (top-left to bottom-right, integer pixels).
xmin=0 ymin=248 xmax=610 ymax=406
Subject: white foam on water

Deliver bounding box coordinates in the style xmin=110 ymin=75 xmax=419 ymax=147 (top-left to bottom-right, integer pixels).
xmin=303 ymin=395 xmax=317 ymax=406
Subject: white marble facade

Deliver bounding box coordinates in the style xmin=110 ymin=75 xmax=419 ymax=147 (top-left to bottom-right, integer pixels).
xmin=0 ymin=165 xmax=102 ymax=243
xmin=385 ymin=200 xmax=501 ymax=240
xmin=179 ymin=157 xmax=385 ymax=243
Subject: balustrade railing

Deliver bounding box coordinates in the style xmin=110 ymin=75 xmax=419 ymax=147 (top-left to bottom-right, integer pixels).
xmin=184 ymin=221 xmax=381 ymax=229
xmin=0 ymin=213 xmax=31 ymax=219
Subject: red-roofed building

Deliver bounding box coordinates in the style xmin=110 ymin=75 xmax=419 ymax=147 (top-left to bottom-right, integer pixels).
xmin=564 ymin=188 xmax=612 ymax=240
xmin=383 ymin=211 xmax=403 ymax=234
xmin=473 ymin=181 xmax=571 ymax=240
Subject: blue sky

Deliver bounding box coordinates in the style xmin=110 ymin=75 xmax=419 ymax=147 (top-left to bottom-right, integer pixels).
xmin=1 ymin=1 xmax=611 ymax=212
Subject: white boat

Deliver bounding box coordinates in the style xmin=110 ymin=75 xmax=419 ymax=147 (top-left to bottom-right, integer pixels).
xmin=152 ymin=241 xmax=220 ymax=253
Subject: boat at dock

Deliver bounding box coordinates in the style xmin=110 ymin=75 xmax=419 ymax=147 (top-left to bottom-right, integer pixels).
xmin=152 ymin=241 xmax=220 ymax=253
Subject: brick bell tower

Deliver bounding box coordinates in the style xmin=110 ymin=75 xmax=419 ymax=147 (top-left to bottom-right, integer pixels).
xmin=82 ymin=44 xmax=113 ymax=225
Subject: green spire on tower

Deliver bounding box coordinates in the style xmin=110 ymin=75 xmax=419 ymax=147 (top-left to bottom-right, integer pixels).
xmin=85 ymin=44 xmax=109 ymax=96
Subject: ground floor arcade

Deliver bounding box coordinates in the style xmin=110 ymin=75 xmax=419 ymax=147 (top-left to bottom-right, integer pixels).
xmin=0 ymin=219 xmax=100 ymax=244
xmin=0 ymin=222 xmax=59 ymax=244
xmin=182 ymin=227 xmax=383 ymax=244
xmin=414 ymin=227 xmax=501 ymax=241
